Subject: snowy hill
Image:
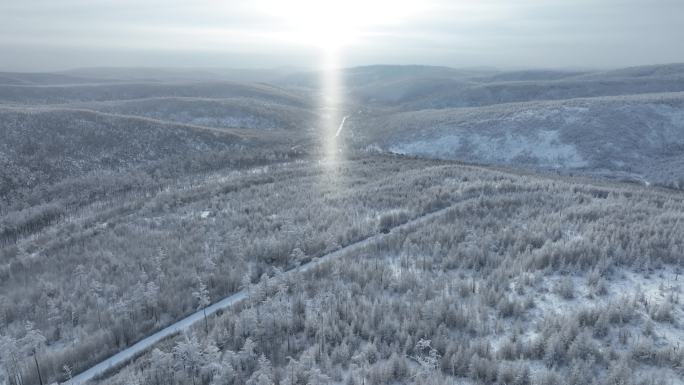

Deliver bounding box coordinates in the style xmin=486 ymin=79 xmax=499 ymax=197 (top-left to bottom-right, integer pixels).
xmin=346 ymin=64 xmax=684 ymax=110
xmin=72 ymin=96 xmax=317 ymax=131
xmin=0 ymin=80 xmax=309 ymax=106
xmin=0 ymin=107 xmax=264 ymax=206
xmin=353 ymin=92 xmax=684 ymax=187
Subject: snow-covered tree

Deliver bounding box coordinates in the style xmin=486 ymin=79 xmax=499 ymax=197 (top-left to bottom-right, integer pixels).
xmin=172 ymin=334 xmax=203 ymax=383
xmin=246 ymin=355 xmax=274 ymax=385
xmin=144 ymin=281 xmax=160 ymax=321
xmin=412 ymin=339 xmax=440 ymax=383
xmin=22 ymin=322 xmax=47 ymax=385
xmin=0 ymin=335 xmax=22 ymax=385
xmin=193 ymin=276 xmax=211 ymax=333
xmin=289 ymin=248 xmax=306 ymax=267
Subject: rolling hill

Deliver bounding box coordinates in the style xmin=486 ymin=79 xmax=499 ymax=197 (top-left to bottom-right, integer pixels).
xmin=70 ymin=97 xmax=317 ymax=131
xmin=1 ymin=65 xmax=683 ymax=385
xmin=342 ymin=64 xmax=684 ymax=110
xmin=0 ymin=80 xmax=311 ymax=106
xmin=0 ymin=106 xmax=302 ymax=212
xmin=352 ymin=92 xmax=684 ymax=187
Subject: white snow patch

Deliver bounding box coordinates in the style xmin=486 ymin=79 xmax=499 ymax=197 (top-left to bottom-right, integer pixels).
xmin=530 ymin=267 xmax=684 ymax=352
xmin=390 ymin=130 xmax=587 ymax=168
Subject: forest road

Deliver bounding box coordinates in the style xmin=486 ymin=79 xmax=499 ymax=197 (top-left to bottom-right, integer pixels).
xmin=335 ymin=115 xmax=349 ymax=137
xmin=70 ymin=200 xmax=461 ymax=384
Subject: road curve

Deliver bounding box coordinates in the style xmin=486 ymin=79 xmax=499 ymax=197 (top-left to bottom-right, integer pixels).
xmin=70 ymin=201 xmax=460 ymax=384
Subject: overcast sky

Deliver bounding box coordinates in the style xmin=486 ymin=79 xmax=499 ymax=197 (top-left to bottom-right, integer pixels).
xmin=1 ymin=0 xmax=682 ymax=71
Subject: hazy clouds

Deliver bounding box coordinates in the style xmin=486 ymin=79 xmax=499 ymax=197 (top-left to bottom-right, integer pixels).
xmin=1 ymin=0 xmax=682 ymax=71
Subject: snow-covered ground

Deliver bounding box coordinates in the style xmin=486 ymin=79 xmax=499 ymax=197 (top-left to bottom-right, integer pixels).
xmin=390 ymin=130 xmax=587 ymax=168
xmin=519 ymin=267 xmax=684 ymax=384
xmin=368 ymin=92 xmax=684 ymax=186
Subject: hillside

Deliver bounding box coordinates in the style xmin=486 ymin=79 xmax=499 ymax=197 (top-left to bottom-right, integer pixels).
xmin=344 ymin=65 xmax=684 ymax=110
xmin=60 ymin=155 xmax=684 ymax=385
xmin=0 ymin=81 xmax=310 ymax=106
xmin=61 ymin=67 xmax=304 ymax=84
xmin=0 ymin=107 xmax=301 ymax=214
xmin=71 ymin=97 xmax=317 ymax=131
xmin=0 ymin=154 xmax=495 ymax=384
xmin=0 ymin=72 xmax=110 ymax=86
xmin=0 ymin=65 xmax=683 ymax=385
xmin=272 ymin=63 xmax=684 ymax=111
xmin=352 ymin=92 xmax=684 ymax=187
xmin=0 ymin=107 xmax=243 ymax=177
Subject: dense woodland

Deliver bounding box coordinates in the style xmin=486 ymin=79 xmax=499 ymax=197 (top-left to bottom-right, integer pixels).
xmin=1 ymin=65 xmax=684 ymax=385
xmin=2 ymin=152 xmax=684 ymax=384
xmin=0 ymin=107 xmax=306 ymax=211
xmin=96 ymin=160 xmax=684 ymax=385
xmin=1 ymin=153 xmax=483 ymax=384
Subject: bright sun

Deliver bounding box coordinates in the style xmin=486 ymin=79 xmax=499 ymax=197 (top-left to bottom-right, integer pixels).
xmin=260 ymin=0 xmax=421 ymax=48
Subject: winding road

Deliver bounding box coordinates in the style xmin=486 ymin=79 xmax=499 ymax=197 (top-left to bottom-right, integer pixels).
xmin=70 ymin=195 xmax=461 ymax=384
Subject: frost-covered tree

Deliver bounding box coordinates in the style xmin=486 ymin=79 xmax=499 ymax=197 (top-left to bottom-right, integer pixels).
xmin=63 ymin=364 xmax=73 ymax=383
xmin=0 ymin=335 xmax=22 ymax=385
xmin=289 ymin=248 xmax=306 ymax=267
xmin=172 ymin=334 xmax=203 ymax=383
xmin=246 ymin=355 xmax=274 ymax=385
xmin=412 ymin=339 xmax=440 ymax=383
xmin=22 ymin=322 xmax=46 ymax=385
xmin=144 ymin=281 xmax=160 ymax=321
xmin=193 ymin=276 xmax=211 ymax=334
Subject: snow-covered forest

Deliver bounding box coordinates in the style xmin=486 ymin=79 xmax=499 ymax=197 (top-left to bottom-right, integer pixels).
xmin=90 ymin=161 xmax=684 ymax=385
xmin=1 ymin=64 xmax=684 ymax=385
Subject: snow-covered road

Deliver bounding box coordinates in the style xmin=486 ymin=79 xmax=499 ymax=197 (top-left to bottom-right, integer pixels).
xmin=335 ymin=115 xmax=349 ymax=137
xmin=70 ymin=201 xmax=460 ymax=384
xmin=69 ymin=291 xmax=247 ymax=384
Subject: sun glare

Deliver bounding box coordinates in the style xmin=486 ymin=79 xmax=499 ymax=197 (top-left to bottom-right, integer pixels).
xmin=319 ymin=48 xmax=342 ymax=164
xmin=261 ymin=0 xmax=420 ymax=48
xmin=256 ymin=0 xmax=422 ymax=170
